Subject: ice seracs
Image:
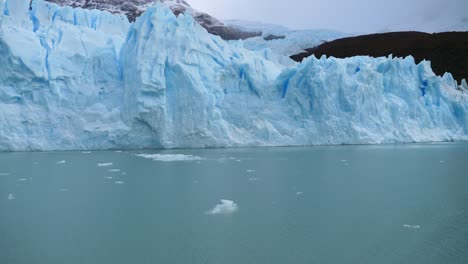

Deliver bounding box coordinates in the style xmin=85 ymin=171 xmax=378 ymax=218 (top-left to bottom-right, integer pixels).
xmin=0 ymin=0 xmax=467 ymax=151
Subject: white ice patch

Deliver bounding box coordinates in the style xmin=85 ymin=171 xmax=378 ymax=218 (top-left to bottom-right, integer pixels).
xmin=296 ymin=192 xmax=303 ymax=195
xmin=18 ymin=178 xmax=27 ymax=181
xmin=82 ymin=151 xmax=92 ymax=154
xmin=7 ymin=194 xmax=15 ymax=200
xmin=206 ymin=200 xmax=239 ymax=215
xmin=403 ymin=224 xmax=421 ymax=229
xmin=115 ymin=151 xmax=123 ymax=153
xmin=0 ymin=173 xmax=10 ymax=176
xmin=104 ymin=176 xmax=113 ymax=179
xmin=246 ymin=170 xmax=256 ymax=173
xmin=56 ymin=160 xmax=66 ymax=164
xmin=114 ymin=181 xmax=125 ymax=184
xmin=136 ymin=154 xmax=202 ymax=162
xmin=98 ymin=163 xmax=113 ymax=167
xmin=108 ymin=169 xmax=121 ymax=172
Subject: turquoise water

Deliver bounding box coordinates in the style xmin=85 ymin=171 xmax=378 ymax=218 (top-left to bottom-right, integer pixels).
xmin=1 ymin=143 xmax=468 ymax=264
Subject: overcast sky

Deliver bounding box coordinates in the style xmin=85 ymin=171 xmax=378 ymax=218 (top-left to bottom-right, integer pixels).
xmin=189 ymin=0 xmax=468 ymax=33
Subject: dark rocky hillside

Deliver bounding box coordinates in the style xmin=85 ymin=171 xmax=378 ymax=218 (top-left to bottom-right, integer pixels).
xmin=290 ymin=31 xmax=468 ymax=82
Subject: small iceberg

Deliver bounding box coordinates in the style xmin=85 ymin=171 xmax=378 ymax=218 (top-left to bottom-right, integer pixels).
xmin=97 ymin=163 xmax=113 ymax=167
xmin=0 ymin=172 xmax=10 ymax=176
xmin=18 ymin=178 xmax=27 ymax=182
xmin=114 ymin=181 xmax=125 ymax=185
xmin=108 ymin=169 xmax=121 ymax=172
xmin=206 ymin=200 xmax=238 ymax=215
xmin=246 ymin=170 xmax=256 ymax=173
xmin=104 ymin=176 xmax=113 ymax=179
xmin=81 ymin=151 xmax=92 ymax=154
xmin=7 ymin=194 xmax=14 ymax=200
xmin=403 ymin=224 xmax=421 ymax=229
xmin=56 ymin=160 xmax=66 ymax=164
xmin=136 ymin=154 xmax=202 ymax=162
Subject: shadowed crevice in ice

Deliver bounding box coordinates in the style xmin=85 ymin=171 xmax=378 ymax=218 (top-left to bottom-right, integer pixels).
xmin=206 ymin=200 xmax=238 ymax=215
xmin=136 ymin=154 xmax=203 ymax=162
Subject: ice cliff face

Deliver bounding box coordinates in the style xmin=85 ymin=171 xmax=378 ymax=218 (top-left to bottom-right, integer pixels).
xmin=0 ymin=0 xmax=467 ymax=151
xmin=43 ymin=0 xmax=262 ymax=40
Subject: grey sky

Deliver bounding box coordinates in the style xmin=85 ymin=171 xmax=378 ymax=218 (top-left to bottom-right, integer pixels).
xmin=189 ymin=0 xmax=468 ymax=33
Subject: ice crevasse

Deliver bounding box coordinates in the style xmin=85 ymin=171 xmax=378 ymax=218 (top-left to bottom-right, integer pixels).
xmin=0 ymin=0 xmax=467 ymax=151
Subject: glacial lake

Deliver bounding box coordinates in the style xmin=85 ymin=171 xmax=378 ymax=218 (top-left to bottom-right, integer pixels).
xmin=1 ymin=143 xmax=468 ymax=264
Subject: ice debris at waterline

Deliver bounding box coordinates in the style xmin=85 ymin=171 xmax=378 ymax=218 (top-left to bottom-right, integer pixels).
xmin=97 ymin=163 xmax=113 ymax=167
xmin=136 ymin=154 xmax=203 ymax=162
xmin=0 ymin=0 xmax=467 ymax=151
xmin=206 ymin=200 xmax=239 ymax=215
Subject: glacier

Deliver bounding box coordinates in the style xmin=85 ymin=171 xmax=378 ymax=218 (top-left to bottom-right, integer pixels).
xmin=0 ymin=0 xmax=467 ymax=151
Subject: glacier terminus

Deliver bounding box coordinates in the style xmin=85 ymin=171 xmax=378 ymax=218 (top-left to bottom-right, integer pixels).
xmin=0 ymin=0 xmax=467 ymax=151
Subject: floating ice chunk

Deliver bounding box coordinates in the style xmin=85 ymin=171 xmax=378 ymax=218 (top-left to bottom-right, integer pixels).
xmin=8 ymin=194 xmax=14 ymax=200
xmin=236 ymin=160 xmax=242 ymax=162
xmin=440 ymin=160 xmax=446 ymax=163
xmin=403 ymin=224 xmax=421 ymax=229
xmin=121 ymin=172 xmax=127 ymax=175
xmin=296 ymin=192 xmax=303 ymax=195
xmin=104 ymin=176 xmax=113 ymax=179
xmin=246 ymin=170 xmax=256 ymax=173
xmin=114 ymin=181 xmax=125 ymax=184
xmin=115 ymin=151 xmax=123 ymax=153
xmin=341 ymin=160 xmax=348 ymax=162
xmin=97 ymin=163 xmax=113 ymax=167
xmin=136 ymin=154 xmax=202 ymax=162
xmin=206 ymin=200 xmax=238 ymax=215
xmin=0 ymin=173 xmax=10 ymax=176
xmin=248 ymin=177 xmax=260 ymax=181
xmin=82 ymin=151 xmax=92 ymax=154
xmin=18 ymin=178 xmax=27 ymax=181
xmin=56 ymin=160 xmax=66 ymax=164
xmin=108 ymin=169 xmax=121 ymax=172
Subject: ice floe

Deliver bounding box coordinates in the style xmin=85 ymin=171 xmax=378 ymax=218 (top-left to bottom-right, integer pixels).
xmin=97 ymin=163 xmax=113 ymax=167
xmin=114 ymin=181 xmax=125 ymax=185
xmin=0 ymin=173 xmax=10 ymax=176
xmin=136 ymin=154 xmax=202 ymax=162
xmin=206 ymin=200 xmax=239 ymax=215
xmin=108 ymin=169 xmax=121 ymax=172
xmin=56 ymin=160 xmax=66 ymax=164
xmin=7 ymin=194 xmax=15 ymax=200
xmin=403 ymin=224 xmax=421 ymax=229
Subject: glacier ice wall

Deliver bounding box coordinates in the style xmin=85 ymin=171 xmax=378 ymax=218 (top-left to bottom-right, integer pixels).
xmin=0 ymin=0 xmax=467 ymax=151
